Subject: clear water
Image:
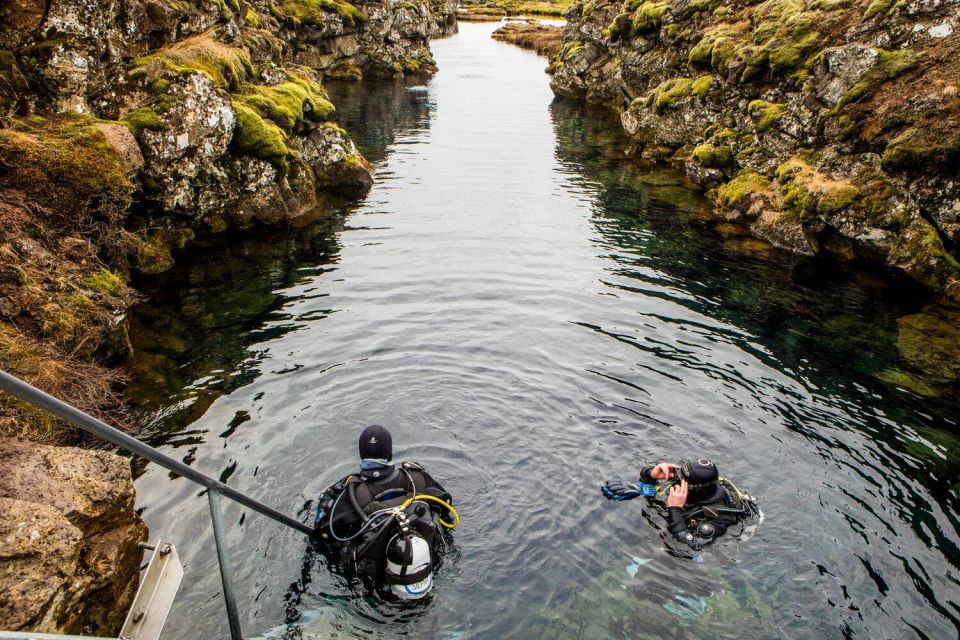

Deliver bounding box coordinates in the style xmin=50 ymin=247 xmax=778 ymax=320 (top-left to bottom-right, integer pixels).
xmin=128 ymin=22 xmax=960 ymax=640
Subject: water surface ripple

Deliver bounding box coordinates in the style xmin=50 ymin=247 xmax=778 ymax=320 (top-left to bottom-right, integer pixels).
xmin=129 ymin=22 xmax=960 ymax=640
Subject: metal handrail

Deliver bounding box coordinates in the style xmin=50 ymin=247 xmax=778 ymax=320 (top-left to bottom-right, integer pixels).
xmin=0 ymin=369 xmax=315 ymax=639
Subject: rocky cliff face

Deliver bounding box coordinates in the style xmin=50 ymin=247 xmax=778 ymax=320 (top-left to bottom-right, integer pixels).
xmin=0 ymin=0 xmax=457 ymax=246
xmin=551 ymin=0 xmax=960 ymax=302
xmin=0 ymin=440 xmax=148 ymax=635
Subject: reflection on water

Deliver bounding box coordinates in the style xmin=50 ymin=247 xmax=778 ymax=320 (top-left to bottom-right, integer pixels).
xmin=128 ymin=22 xmax=960 ymax=640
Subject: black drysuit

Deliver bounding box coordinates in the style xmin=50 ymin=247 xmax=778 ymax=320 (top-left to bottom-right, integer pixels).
xmin=639 ymin=465 xmax=751 ymax=550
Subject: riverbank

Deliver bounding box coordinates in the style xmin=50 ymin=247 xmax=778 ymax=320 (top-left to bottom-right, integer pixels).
xmin=0 ymin=0 xmax=455 ymax=633
xmin=548 ymin=0 xmax=960 ymax=307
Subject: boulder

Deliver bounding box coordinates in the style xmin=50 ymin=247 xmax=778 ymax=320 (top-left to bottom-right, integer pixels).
xmin=0 ymin=440 xmax=148 ymax=636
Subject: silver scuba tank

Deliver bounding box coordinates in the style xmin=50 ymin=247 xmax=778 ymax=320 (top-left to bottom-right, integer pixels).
xmin=384 ymin=531 xmax=434 ymax=600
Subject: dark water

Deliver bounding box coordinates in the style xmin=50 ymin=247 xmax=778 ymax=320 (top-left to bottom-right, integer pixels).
xmin=128 ymin=22 xmax=960 ymax=640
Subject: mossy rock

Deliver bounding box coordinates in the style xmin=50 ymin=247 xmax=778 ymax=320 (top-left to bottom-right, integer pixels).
xmin=647 ymin=77 xmax=695 ymax=110
xmin=692 ymin=142 xmax=733 ymax=168
xmin=717 ymin=170 xmax=772 ymax=209
xmin=230 ymin=101 xmax=290 ymax=172
xmin=881 ymin=127 xmax=960 ymax=172
xmin=134 ymin=33 xmax=253 ymax=91
xmin=863 ymin=0 xmax=896 ymax=19
xmin=276 ymin=0 xmax=366 ymax=26
xmin=747 ymin=100 xmax=785 ymax=133
xmin=776 ymin=156 xmax=859 ymax=218
xmin=876 ymin=368 xmax=938 ymax=397
xmin=82 ymin=268 xmax=126 ymax=298
xmin=0 ymin=116 xmax=132 ymax=222
xmin=837 ymin=48 xmax=917 ymax=107
xmin=629 ymin=1 xmax=669 ymax=32
xmin=235 ymin=75 xmax=335 ymax=133
xmin=123 ymin=106 xmax=166 ymax=136
xmin=690 ymin=75 xmax=714 ymax=98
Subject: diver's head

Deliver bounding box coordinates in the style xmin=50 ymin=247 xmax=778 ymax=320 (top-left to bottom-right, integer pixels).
xmin=358 ymin=424 xmax=393 ymax=462
xmin=678 ymin=458 xmax=720 ymax=502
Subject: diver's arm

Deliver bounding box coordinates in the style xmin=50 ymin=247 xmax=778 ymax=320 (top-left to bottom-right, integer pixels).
xmin=638 ymin=464 xmax=657 ymax=483
xmin=313 ymin=475 xmax=355 ymax=534
xmin=419 ymin=468 xmax=453 ymax=503
xmin=639 ymin=462 xmax=679 ymax=483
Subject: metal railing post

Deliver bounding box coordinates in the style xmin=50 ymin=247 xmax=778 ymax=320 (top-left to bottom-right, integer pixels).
xmin=208 ymin=490 xmax=243 ymax=640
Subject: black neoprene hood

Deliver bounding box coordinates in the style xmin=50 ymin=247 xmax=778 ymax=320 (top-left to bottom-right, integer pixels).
xmin=359 ymin=424 xmax=393 ymax=460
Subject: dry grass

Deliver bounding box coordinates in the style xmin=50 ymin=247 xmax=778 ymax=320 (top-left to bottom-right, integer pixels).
xmin=492 ymin=22 xmax=565 ymax=58
xmin=137 ymin=31 xmax=252 ymax=90
xmin=0 ymin=325 xmax=129 ymax=445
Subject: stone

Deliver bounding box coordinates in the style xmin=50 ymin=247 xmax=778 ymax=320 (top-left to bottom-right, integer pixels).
xmin=0 ymin=497 xmax=83 ymax=632
xmin=93 ymin=123 xmax=145 ymax=174
xmin=0 ymin=440 xmax=148 ymax=636
xmin=897 ymin=306 xmax=960 ymax=382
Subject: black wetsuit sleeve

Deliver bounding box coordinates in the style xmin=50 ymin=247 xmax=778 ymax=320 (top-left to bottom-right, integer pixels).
xmin=638 ymin=465 xmax=657 ymax=483
xmin=314 ymin=475 xmax=358 ymax=539
xmin=419 ymin=469 xmax=453 ymax=503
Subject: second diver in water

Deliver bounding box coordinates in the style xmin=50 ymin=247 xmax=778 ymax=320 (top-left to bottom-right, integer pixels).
xmin=313 ymin=424 xmax=457 ymax=600
xmin=601 ymin=458 xmax=758 ymax=550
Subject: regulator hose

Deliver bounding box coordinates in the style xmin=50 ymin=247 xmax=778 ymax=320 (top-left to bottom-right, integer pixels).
xmin=400 ymin=494 xmax=460 ymax=529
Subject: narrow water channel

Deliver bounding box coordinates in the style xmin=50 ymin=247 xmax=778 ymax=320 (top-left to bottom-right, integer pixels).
xmin=129 ymin=22 xmax=960 ymax=639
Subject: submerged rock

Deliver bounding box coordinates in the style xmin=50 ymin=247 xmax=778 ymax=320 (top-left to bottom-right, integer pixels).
xmin=897 ymin=306 xmax=960 ymax=383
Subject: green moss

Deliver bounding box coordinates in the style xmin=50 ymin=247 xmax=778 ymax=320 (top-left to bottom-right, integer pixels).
xmin=776 ymin=157 xmax=860 ymax=218
xmin=650 ymin=77 xmax=694 ymax=110
xmin=682 ymin=0 xmax=720 ymax=13
xmin=560 ymin=40 xmax=585 ymax=60
xmin=236 ymin=76 xmax=334 ymax=133
xmin=747 ymin=100 xmax=786 ymax=133
xmin=581 ymin=0 xmax=596 ymax=18
xmin=882 ymin=127 xmax=960 ymax=172
xmin=838 ymin=48 xmax=917 ymax=106
xmin=123 ymin=106 xmax=166 ymax=136
xmin=692 ymin=142 xmax=734 ymax=167
xmin=230 ymin=101 xmax=290 ymax=172
xmin=149 ymin=78 xmax=171 ymax=95
xmin=690 ymin=74 xmax=714 ymax=98
xmin=630 ymin=1 xmax=669 ymax=32
xmin=244 ymin=7 xmax=263 ymax=27
xmin=688 ymin=24 xmax=746 ymax=73
xmin=876 ymin=368 xmax=938 ymax=397
xmin=83 ymin=268 xmax=125 ymax=297
xmin=864 ymin=0 xmax=896 ymax=19
xmin=0 ymin=116 xmax=132 ymax=220
xmin=767 ymin=29 xmax=820 ymax=75
xmin=717 ymin=171 xmax=772 ymax=208
xmin=327 ymin=62 xmax=363 ymax=80
xmin=603 ymin=14 xmax=632 ymax=41
xmin=277 ymin=0 xmax=366 ymax=26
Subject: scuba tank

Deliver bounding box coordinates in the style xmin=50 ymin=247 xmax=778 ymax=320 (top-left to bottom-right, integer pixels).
xmin=384 ymin=527 xmax=434 ymax=600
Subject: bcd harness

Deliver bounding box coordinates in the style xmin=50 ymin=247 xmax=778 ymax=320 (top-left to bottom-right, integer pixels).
xmin=320 ymin=462 xmax=458 ymax=581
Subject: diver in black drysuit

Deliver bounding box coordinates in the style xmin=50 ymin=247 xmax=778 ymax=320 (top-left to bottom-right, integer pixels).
xmin=313 ymin=424 xmax=453 ymax=592
xmin=602 ymin=458 xmax=756 ymax=550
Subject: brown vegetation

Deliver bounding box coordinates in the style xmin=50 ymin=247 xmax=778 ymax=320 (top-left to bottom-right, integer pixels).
xmin=492 ymin=21 xmax=565 ymax=58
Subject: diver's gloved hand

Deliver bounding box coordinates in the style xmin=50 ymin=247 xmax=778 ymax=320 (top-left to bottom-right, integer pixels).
xmin=601 ymin=480 xmax=644 ymax=501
